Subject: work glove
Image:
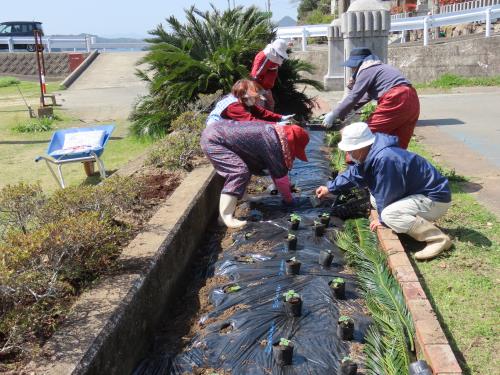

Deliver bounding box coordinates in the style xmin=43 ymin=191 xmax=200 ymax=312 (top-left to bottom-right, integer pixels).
xmin=322 ymin=111 xmax=338 ymax=129
xmin=281 ymin=114 xmax=295 ymax=121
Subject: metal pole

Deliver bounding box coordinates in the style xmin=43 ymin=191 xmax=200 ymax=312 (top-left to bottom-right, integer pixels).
xmin=34 ymin=30 xmax=46 ymax=107
xmin=301 ymin=27 xmax=307 ymax=51
xmin=485 ymin=7 xmax=491 ymax=37
xmin=423 ymin=16 xmax=429 ymax=46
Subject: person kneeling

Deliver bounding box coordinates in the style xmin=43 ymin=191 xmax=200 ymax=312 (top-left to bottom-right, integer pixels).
xmin=316 ymin=122 xmax=452 ymax=260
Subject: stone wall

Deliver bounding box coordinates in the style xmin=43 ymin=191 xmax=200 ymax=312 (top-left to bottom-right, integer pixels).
xmin=291 ymin=34 xmax=500 ymax=87
xmin=0 ymin=52 xmax=89 ymax=78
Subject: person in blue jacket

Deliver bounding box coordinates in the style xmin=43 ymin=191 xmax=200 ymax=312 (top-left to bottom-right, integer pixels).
xmin=316 ymin=122 xmax=452 ymax=260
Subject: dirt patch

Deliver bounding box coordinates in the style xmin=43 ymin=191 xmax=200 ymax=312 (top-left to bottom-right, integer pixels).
xmin=189 ymin=367 xmax=231 ymax=375
xmin=202 ymin=304 xmax=250 ymax=327
xmin=228 ymin=239 xmax=277 ymax=256
xmin=138 ymin=169 xmax=183 ymax=201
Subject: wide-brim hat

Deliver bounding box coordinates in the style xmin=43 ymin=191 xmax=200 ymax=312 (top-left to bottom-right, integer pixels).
xmin=338 ymin=122 xmax=375 ymax=151
xmin=342 ymin=47 xmax=372 ymax=68
xmin=272 ymin=39 xmax=289 ymax=59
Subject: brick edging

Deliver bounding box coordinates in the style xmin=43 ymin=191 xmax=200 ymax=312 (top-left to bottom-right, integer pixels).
xmin=370 ymin=210 xmax=463 ymax=375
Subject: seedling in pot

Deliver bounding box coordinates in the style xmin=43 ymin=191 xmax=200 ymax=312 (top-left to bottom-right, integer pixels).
xmin=223 ymin=284 xmax=241 ymax=293
xmin=285 ymin=232 xmax=298 ymax=251
xmin=329 ymin=277 xmax=346 ymax=299
xmin=313 ymin=220 xmax=326 ymax=236
xmin=285 ymin=256 xmax=301 ymax=275
xmin=319 ymin=212 xmax=331 ymax=226
xmin=337 ymin=315 xmax=354 ymax=341
xmin=282 ymin=289 xmax=302 ymax=317
xmin=234 ymin=255 xmax=255 ymax=263
xmin=319 ymin=249 xmax=334 ymax=267
xmin=339 ymin=356 xmax=358 ymax=375
xmin=289 ymin=213 xmax=301 ymax=230
xmin=273 ymin=337 xmax=294 ymax=366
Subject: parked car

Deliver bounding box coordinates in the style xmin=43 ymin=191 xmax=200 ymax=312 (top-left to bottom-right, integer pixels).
xmin=0 ymin=21 xmax=44 ymax=51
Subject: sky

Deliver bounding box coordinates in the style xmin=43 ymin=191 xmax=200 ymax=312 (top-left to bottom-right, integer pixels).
xmin=1 ymin=0 xmax=298 ymax=38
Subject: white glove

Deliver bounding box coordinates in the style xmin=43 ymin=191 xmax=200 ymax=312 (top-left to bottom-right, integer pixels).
xmin=281 ymin=114 xmax=295 ymax=121
xmin=276 ymin=120 xmax=289 ymax=126
xmin=322 ymin=111 xmax=337 ymax=129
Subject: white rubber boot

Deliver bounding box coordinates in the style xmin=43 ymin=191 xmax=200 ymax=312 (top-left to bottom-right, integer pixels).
xmin=219 ymin=193 xmax=247 ymax=229
xmin=407 ymin=217 xmax=451 ymax=260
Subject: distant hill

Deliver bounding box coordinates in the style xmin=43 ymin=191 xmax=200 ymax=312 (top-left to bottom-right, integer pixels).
xmin=277 ymin=16 xmax=297 ymax=27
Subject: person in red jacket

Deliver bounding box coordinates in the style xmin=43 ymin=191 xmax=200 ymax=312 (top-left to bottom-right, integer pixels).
xmin=250 ymin=39 xmax=289 ymax=111
xmin=206 ymin=79 xmax=293 ymax=126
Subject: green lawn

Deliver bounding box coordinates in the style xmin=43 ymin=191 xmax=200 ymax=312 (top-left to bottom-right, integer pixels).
xmin=0 ymin=79 xmax=151 ymax=192
xmin=414 ymin=74 xmax=500 ymax=90
xmin=407 ymin=139 xmax=500 ymax=375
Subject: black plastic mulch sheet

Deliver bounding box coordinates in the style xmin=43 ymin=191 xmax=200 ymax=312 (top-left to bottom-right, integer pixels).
xmin=134 ymin=131 xmax=371 ymax=375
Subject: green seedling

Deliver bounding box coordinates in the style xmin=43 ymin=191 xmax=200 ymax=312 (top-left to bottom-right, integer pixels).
xmin=244 ymin=232 xmax=253 ymax=239
xmin=283 ymin=289 xmax=300 ymax=301
xmin=290 ymin=213 xmax=301 ymax=222
xmin=338 ymin=315 xmax=353 ymax=325
xmin=288 ymin=257 xmax=297 ymax=263
xmin=341 ymin=356 xmax=352 ymax=363
xmin=314 ymin=220 xmax=322 ymax=226
xmin=279 ymin=338 xmax=291 ymax=346
xmin=226 ymin=284 xmax=241 ymax=293
xmin=287 ymin=233 xmax=296 ymax=240
xmin=321 ymin=212 xmax=330 ymax=218
xmin=331 ymin=277 xmax=345 ymax=287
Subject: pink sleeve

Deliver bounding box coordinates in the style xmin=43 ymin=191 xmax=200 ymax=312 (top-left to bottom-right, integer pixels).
xmin=273 ymin=175 xmax=293 ymax=203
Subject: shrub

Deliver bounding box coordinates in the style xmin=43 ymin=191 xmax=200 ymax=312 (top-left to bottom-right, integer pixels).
xmin=0 ymin=76 xmax=20 ymax=88
xmin=360 ymin=102 xmax=377 ymax=122
xmin=147 ymin=130 xmax=202 ymax=171
xmin=170 ymin=111 xmax=206 ymax=133
xmin=12 ymin=117 xmax=55 ymax=133
xmin=0 ymin=182 xmax=45 ymax=235
xmin=131 ymin=5 xmax=322 ymax=138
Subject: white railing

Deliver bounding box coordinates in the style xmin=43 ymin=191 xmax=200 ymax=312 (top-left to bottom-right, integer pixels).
xmin=440 ymin=0 xmax=499 ymax=13
xmin=277 ymin=5 xmax=499 ymax=49
xmin=0 ymin=35 xmax=150 ymax=53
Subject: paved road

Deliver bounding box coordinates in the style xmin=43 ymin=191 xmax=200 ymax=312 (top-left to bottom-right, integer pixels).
xmin=56 ymin=52 xmax=148 ymax=121
xmin=308 ymin=86 xmax=500 ymax=217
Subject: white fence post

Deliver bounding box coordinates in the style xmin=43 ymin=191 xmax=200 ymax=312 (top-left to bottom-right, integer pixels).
xmin=47 ymin=38 xmax=52 ymax=53
xmin=301 ymin=27 xmax=307 ymax=51
xmin=485 ymin=7 xmax=492 ymax=37
xmin=86 ymin=35 xmax=91 ymax=52
xmin=423 ymin=16 xmax=429 ymax=46
xmin=8 ymin=37 xmax=14 ymax=52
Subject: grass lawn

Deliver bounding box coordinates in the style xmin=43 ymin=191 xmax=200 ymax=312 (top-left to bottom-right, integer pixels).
xmin=0 ymin=78 xmax=152 ymax=192
xmin=414 ymin=74 xmax=500 ymax=90
xmin=407 ymin=138 xmax=500 ymax=375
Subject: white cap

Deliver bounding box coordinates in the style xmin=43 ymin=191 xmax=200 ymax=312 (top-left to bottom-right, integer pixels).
xmin=272 ymin=39 xmax=288 ymax=59
xmin=338 ymin=122 xmax=375 ymax=151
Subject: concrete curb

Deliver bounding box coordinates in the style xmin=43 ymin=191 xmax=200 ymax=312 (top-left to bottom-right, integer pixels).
xmin=370 ymin=210 xmax=462 ymax=375
xmin=60 ymin=50 xmax=99 ymax=89
xmin=30 ymin=165 xmax=223 ymax=374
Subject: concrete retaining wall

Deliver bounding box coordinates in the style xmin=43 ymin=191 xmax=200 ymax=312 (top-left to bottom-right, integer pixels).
xmin=292 ymin=34 xmax=500 ymax=85
xmin=0 ymin=52 xmax=89 ymax=78
xmin=30 ymin=165 xmax=223 ymax=374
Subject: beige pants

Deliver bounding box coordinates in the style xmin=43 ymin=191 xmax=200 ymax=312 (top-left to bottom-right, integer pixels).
xmin=370 ymin=194 xmax=451 ymax=233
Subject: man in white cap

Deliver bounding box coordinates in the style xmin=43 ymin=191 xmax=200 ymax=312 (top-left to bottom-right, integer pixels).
xmin=251 ymin=39 xmax=289 ymax=111
xmin=316 ymin=122 xmax=452 ymax=260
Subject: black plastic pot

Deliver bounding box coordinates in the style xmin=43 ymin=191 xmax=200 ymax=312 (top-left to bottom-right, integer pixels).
xmin=285 ymin=260 xmax=301 ymax=275
xmin=339 ymin=360 xmax=358 ymax=375
xmin=273 ymin=342 xmax=293 ymax=366
xmin=329 ymin=280 xmax=346 ymax=299
xmin=290 ymin=220 xmax=300 ymax=230
xmin=319 ymin=214 xmax=331 ymax=226
xmin=285 ymin=236 xmax=297 ymax=251
xmin=337 ymin=319 xmax=354 ymax=341
xmin=319 ymin=250 xmax=333 ymax=267
xmin=284 ymin=297 xmax=302 ymax=317
xmin=409 ymin=360 xmax=432 ymax=375
xmin=313 ymin=223 xmax=326 ymax=236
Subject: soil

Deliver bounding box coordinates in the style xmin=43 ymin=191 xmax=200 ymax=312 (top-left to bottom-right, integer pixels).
xmin=228 ymin=239 xmax=276 ymax=256
xmin=189 ymin=368 xmax=231 ymax=375
xmin=138 ymin=168 xmax=183 ymax=201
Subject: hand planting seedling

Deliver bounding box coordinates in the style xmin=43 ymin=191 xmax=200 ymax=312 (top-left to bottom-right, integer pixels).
xmin=283 ymin=289 xmax=302 ymax=317
xmin=329 ymin=277 xmax=346 ymax=299
xmin=337 ymin=315 xmax=354 ymax=341
xmin=273 ymin=337 xmax=294 ymax=366
xmin=285 ymin=232 xmax=298 ymax=251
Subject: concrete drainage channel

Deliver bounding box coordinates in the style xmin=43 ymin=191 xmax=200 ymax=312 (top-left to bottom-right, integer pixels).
xmin=30 ymin=132 xmax=461 ymax=374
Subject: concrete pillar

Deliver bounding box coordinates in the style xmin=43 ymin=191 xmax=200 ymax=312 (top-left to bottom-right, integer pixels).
xmin=324 ymin=19 xmax=344 ymax=91
xmin=341 ymin=0 xmax=390 ymax=87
